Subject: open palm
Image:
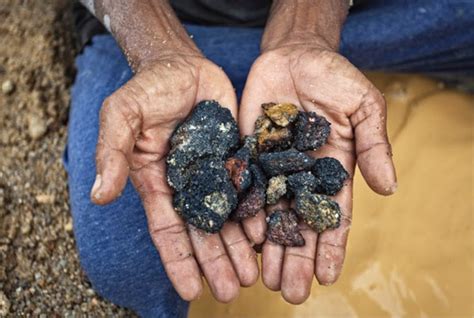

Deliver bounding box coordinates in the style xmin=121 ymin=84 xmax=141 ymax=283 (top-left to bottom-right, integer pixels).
xmin=91 ymin=55 xmax=259 ymax=302
xmin=240 ymin=45 xmax=397 ymax=304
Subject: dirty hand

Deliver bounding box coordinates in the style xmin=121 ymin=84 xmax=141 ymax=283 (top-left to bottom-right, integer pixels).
xmin=90 ymin=54 xmax=259 ymax=302
xmin=239 ymin=42 xmax=397 ymax=303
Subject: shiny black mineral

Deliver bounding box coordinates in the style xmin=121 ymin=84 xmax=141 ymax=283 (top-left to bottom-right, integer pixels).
xmin=173 ymin=159 xmax=238 ymax=233
xmin=258 ymin=149 xmax=316 ymax=177
xmin=312 ymin=157 xmax=349 ymax=196
xmin=266 ymin=210 xmax=305 ymax=247
xmin=167 ymin=100 xmax=239 ymax=233
xmin=287 ymin=171 xmax=317 ymax=194
xmin=293 ymin=111 xmax=331 ymax=151
xmin=167 ymin=100 xmax=239 ymax=191
xmin=295 ymin=191 xmax=341 ymax=233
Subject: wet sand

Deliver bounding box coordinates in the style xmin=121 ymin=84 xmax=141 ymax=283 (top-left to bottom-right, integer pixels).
xmin=190 ymin=74 xmax=474 ymax=317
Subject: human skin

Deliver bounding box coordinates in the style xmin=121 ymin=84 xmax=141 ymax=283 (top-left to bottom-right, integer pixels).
xmin=81 ymin=0 xmax=259 ymax=302
xmin=239 ymin=0 xmax=397 ymax=304
xmin=80 ymin=0 xmax=397 ymax=305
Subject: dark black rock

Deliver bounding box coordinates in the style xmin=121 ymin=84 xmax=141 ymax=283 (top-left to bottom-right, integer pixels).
xmin=235 ymin=135 xmax=258 ymax=162
xmin=173 ymin=159 xmax=237 ymax=233
xmin=287 ymin=171 xmax=317 ymax=194
xmin=312 ymin=157 xmax=349 ymax=196
xmin=167 ymin=100 xmax=239 ymax=191
xmin=167 ymin=100 xmax=239 ymax=233
xmin=266 ymin=210 xmax=305 ymax=247
xmin=258 ymin=149 xmax=316 ymax=177
xmin=293 ymin=112 xmax=331 ymax=151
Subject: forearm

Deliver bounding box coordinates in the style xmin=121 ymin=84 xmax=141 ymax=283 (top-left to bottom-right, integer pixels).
xmin=261 ymin=0 xmax=350 ymax=52
xmin=79 ymin=0 xmax=200 ymax=71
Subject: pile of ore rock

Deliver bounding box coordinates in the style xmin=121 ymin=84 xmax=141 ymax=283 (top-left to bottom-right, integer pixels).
xmin=166 ymin=100 xmax=348 ymax=247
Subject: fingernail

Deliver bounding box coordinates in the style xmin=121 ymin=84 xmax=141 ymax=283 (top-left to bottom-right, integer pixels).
xmin=91 ymin=174 xmax=102 ymax=200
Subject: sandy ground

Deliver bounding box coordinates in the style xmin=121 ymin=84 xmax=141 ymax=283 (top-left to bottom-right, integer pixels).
xmin=0 ymin=0 xmax=132 ymax=315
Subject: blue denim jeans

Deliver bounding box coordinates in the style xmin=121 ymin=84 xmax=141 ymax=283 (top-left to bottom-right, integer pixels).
xmin=65 ymin=1 xmax=474 ymax=316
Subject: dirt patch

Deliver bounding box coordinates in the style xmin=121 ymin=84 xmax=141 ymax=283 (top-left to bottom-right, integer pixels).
xmin=0 ymin=0 xmax=132 ymax=315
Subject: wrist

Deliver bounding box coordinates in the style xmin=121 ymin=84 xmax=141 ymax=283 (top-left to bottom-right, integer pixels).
xmin=96 ymin=0 xmax=202 ymax=71
xmin=261 ymin=0 xmax=348 ymax=53
xmin=134 ymin=42 xmax=203 ymax=73
xmin=261 ymin=32 xmax=337 ymax=53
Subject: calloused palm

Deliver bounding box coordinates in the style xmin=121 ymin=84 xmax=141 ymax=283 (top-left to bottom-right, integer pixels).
xmin=91 ymin=55 xmax=259 ymax=302
xmin=239 ymin=45 xmax=397 ymax=304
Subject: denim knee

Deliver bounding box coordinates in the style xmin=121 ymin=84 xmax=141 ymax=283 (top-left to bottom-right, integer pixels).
xmin=69 ymin=182 xmax=188 ymax=317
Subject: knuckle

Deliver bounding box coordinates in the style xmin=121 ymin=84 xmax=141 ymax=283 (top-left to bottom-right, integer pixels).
xmin=364 ymin=88 xmax=386 ymax=112
xmin=150 ymin=222 xmax=187 ymax=240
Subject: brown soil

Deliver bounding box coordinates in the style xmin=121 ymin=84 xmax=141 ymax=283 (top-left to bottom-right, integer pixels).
xmin=0 ymin=0 xmax=132 ymax=315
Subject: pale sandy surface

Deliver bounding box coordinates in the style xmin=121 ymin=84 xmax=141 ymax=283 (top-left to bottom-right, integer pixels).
xmin=190 ymin=75 xmax=474 ymax=317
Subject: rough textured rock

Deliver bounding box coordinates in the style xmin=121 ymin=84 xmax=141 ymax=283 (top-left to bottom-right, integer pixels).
xmin=266 ymin=210 xmax=305 ymax=247
xmin=254 ymin=115 xmax=273 ymax=135
xmin=266 ymin=175 xmax=287 ymax=205
xmin=257 ymin=126 xmax=293 ymax=153
xmin=231 ymin=164 xmax=267 ymax=221
xmin=225 ymin=157 xmax=252 ymax=193
xmin=167 ymin=100 xmax=239 ymax=232
xmin=312 ymin=157 xmax=349 ymax=195
xmin=295 ymin=191 xmax=341 ymax=233
xmin=236 ymin=135 xmax=258 ymax=161
xmin=167 ymin=100 xmax=239 ymax=191
xmin=173 ymin=159 xmax=238 ymax=233
xmin=225 ymin=135 xmax=257 ymax=193
xmin=259 ymin=149 xmax=316 ymax=177
xmin=262 ymin=102 xmax=299 ymax=127
xmin=287 ymin=171 xmax=317 ymax=194
xmin=293 ymin=111 xmax=331 ymax=151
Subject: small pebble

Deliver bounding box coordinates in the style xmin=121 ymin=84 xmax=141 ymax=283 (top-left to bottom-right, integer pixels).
xmin=35 ymin=194 xmax=55 ymax=204
xmin=27 ymin=114 xmax=47 ymax=140
xmin=1 ymin=80 xmax=15 ymax=95
xmin=64 ymin=220 xmax=73 ymax=233
xmin=0 ymin=291 xmax=11 ymax=316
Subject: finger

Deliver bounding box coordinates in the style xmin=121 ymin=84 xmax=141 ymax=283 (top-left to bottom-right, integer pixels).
xmin=220 ymin=222 xmax=259 ymax=287
xmin=189 ymin=227 xmax=240 ymax=303
xmin=92 ymin=93 xmax=141 ymax=204
xmin=242 ymin=210 xmax=267 ymax=245
xmin=261 ymin=200 xmax=290 ymax=291
xmin=308 ymin=142 xmax=355 ymax=286
xmin=351 ymin=89 xmax=397 ymax=195
xmin=131 ymin=160 xmax=203 ymax=301
xmin=294 ymin=52 xmax=396 ymax=195
xmin=281 ymin=225 xmax=317 ymax=304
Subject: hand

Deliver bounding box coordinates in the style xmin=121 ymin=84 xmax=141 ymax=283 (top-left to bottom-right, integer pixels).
xmin=239 ymin=42 xmax=397 ymax=304
xmin=90 ymin=54 xmax=259 ymax=302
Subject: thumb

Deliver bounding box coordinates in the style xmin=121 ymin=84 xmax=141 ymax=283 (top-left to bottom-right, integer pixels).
xmin=91 ymin=92 xmax=141 ymax=204
xmin=351 ymin=89 xmax=397 ymax=195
